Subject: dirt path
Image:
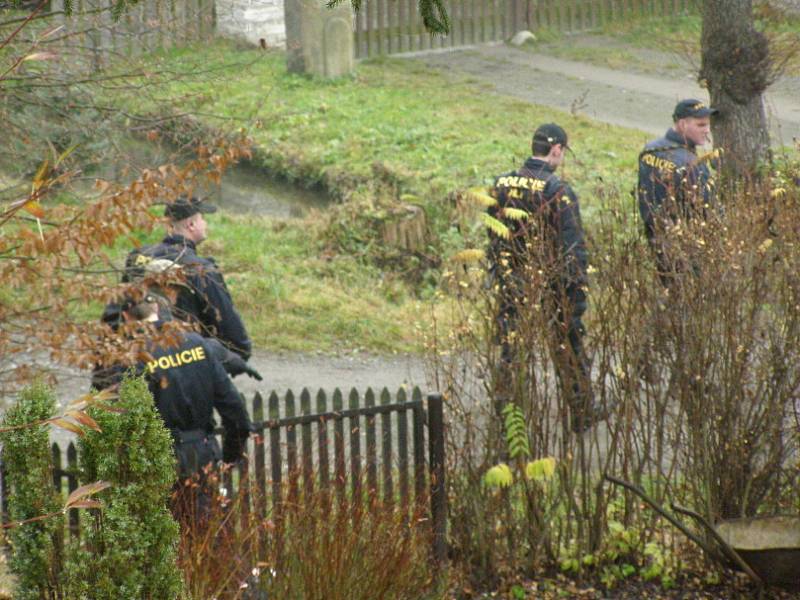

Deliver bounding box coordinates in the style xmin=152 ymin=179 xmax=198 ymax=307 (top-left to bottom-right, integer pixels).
xmin=40 ymin=349 xmax=428 ymax=408
xmin=411 ymin=41 xmax=800 ymax=144
xmin=16 ymin=350 xmax=428 ymax=445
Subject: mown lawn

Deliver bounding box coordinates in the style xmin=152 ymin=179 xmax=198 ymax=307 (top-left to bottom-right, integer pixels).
xmin=522 ymin=9 xmax=800 ymax=76
xmin=93 ymin=40 xmax=668 ymax=353
xmin=114 ymin=39 xmax=649 ymax=209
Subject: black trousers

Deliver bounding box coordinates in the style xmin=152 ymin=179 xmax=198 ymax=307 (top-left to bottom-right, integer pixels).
xmin=496 ymin=282 xmax=593 ymax=414
xmin=171 ymin=431 xmax=221 ymax=528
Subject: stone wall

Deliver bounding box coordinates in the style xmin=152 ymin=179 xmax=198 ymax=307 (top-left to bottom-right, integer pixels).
xmin=215 ymin=0 xmax=286 ymax=48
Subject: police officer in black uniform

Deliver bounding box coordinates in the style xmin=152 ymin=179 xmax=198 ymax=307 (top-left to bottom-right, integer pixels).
xmin=94 ymin=292 xmax=253 ymax=524
xmin=638 ymin=98 xmax=718 ymax=284
xmin=488 ymin=123 xmax=601 ymax=433
xmin=124 ymin=196 xmax=252 ymax=360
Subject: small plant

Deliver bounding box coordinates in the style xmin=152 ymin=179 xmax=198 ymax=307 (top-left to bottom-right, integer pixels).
xmin=177 ymin=464 xmax=267 ymax=600
xmin=263 ymin=481 xmax=434 ymax=600
xmin=65 ymin=375 xmax=183 ymax=599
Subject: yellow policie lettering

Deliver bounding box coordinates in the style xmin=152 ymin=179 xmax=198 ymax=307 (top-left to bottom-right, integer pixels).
xmin=641 ymin=153 xmax=677 ymax=173
xmin=146 ymin=346 xmax=206 ymax=374
xmin=497 ymin=176 xmax=546 ymax=193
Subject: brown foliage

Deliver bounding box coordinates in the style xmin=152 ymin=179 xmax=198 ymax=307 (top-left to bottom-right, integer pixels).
xmin=0 ymin=139 xmax=251 ymax=395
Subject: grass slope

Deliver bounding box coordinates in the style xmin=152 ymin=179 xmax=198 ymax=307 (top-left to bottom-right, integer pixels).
xmin=104 ymin=40 xmax=664 ymax=353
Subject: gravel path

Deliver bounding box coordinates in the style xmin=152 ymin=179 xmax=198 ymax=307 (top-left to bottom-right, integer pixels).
xmin=411 ymin=40 xmax=800 ymax=143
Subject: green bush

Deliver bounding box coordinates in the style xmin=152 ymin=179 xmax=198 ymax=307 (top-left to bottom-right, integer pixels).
xmin=0 ymin=382 xmax=65 ymax=600
xmin=65 ymin=375 xmax=183 ymax=599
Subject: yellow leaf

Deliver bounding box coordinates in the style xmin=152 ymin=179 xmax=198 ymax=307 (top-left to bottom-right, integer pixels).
xmin=23 ymin=200 xmax=45 ymax=218
xmin=484 ymin=463 xmax=513 ymax=488
xmin=22 ymin=51 xmax=58 ymax=62
xmin=502 ymin=207 xmax=529 ymax=221
xmin=54 ymin=143 xmax=78 ymax=167
xmin=65 ymin=481 xmax=111 ymax=509
xmin=49 ymin=417 xmax=85 ymax=436
xmin=526 ymin=457 xmax=556 ymax=481
xmin=32 ymin=159 xmax=49 ymax=192
xmin=450 ymin=248 xmax=485 ymax=263
xmin=65 ymin=410 xmax=102 ymax=433
xmin=481 ymin=213 xmax=510 ymax=240
xmin=68 ymin=500 xmax=102 ymax=510
xmin=465 ymin=189 xmax=498 ymax=208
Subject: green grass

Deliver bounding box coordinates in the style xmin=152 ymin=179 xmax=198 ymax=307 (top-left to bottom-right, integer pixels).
xmin=208 ymin=214 xmax=427 ymax=353
xmin=89 ymin=39 xmax=667 ymax=353
xmin=522 ymin=10 xmax=800 ymax=75
xmin=116 ymin=39 xmax=647 ymax=211
xmin=123 ymin=213 xmax=429 ymax=353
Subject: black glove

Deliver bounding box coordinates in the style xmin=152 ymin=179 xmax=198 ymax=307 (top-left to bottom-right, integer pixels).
xmin=222 ymin=354 xmax=263 ymax=381
xmin=243 ymin=364 xmax=263 ymax=381
xmin=222 ymin=428 xmax=251 ymax=464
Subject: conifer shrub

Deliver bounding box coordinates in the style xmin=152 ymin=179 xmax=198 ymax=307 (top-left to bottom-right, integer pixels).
xmin=0 ymin=382 xmax=64 ymax=600
xmin=65 ymin=375 xmax=183 ymax=599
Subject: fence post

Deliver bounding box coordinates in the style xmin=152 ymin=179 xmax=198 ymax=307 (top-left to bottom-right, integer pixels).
xmin=427 ymin=392 xmax=447 ymax=567
xmin=0 ymin=453 xmax=7 ymax=526
xmin=66 ymin=442 xmax=79 ymax=539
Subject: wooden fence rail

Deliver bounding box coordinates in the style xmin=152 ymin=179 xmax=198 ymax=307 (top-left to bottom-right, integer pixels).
xmin=0 ymin=387 xmax=447 ymax=563
xmin=355 ymin=0 xmax=696 ymax=58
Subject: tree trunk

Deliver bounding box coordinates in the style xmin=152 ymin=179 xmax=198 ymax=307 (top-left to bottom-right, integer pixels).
xmin=700 ymin=0 xmax=771 ymax=177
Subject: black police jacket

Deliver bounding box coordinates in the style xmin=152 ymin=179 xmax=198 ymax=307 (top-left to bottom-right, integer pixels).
xmin=92 ymin=327 xmax=253 ymax=438
xmin=637 ymin=128 xmax=715 ymax=241
xmin=98 ymin=303 xmax=260 ymax=380
xmin=488 ymin=157 xmax=588 ymax=292
xmin=125 ymin=234 xmax=252 ymax=360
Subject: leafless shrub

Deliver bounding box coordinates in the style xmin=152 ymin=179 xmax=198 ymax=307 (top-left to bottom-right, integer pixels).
xmin=427 ymin=172 xmax=800 ymax=589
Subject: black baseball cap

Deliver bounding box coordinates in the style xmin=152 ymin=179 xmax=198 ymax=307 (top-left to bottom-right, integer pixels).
xmin=164 ymin=196 xmax=217 ymax=221
xmin=673 ymin=99 xmax=718 ymax=121
xmin=119 ymin=291 xmax=161 ymax=313
xmin=533 ymin=123 xmax=570 ymax=150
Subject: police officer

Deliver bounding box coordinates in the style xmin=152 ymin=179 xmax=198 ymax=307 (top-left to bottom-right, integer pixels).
xmin=125 ymin=196 xmax=252 ymax=360
xmin=95 ymin=292 xmax=254 ymax=524
xmin=488 ymin=123 xmax=601 ymax=433
xmin=638 ymin=98 xmax=719 ymax=284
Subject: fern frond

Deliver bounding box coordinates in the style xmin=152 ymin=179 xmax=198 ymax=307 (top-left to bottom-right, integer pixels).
xmin=450 ymin=248 xmax=485 ymax=263
xmin=503 ymin=207 xmax=529 ymax=221
xmin=526 ymin=457 xmax=556 ymax=481
xmin=482 ymin=213 xmax=510 ymax=240
xmin=502 ymin=403 xmax=530 ymax=459
xmin=464 ymin=188 xmax=498 ymax=208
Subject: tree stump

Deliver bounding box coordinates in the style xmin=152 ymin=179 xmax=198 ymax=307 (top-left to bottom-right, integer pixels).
xmin=379 ymin=204 xmax=427 ymax=252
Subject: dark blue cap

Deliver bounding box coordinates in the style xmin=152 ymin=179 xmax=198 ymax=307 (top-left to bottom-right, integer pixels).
xmin=533 ymin=123 xmax=569 ymax=149
xmin=673 ymin=99 xmax=718 ymax=120
xmin=164 ymin=196 xmax=217 ymax=221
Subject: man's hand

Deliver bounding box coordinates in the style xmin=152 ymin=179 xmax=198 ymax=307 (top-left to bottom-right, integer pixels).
xmin=243 ymin=364 xmax=263 ymax=381
xmin=222 ymin=429 xmax=251 ymax=464
xmin=223 ymin=354 xmax=263 ymax=380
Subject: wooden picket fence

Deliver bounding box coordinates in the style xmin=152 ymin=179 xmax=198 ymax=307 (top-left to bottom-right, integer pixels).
xmin=0 ymin=387 xmax=447 ymax=563
xmin=43 ymin=0 xmax=697 ymax=65
xmin=355 ymin=0 xmax=696 ymax=57
xmin=48 ymin=0 xmax=214 ymax=70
